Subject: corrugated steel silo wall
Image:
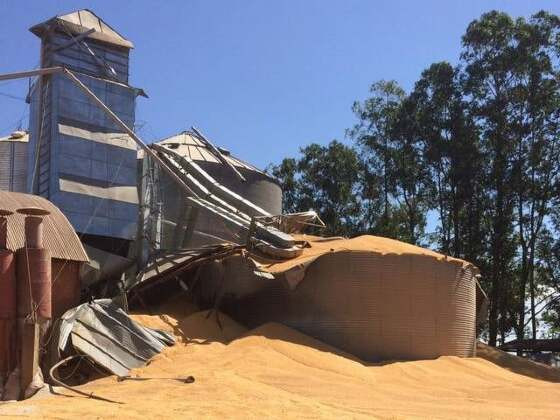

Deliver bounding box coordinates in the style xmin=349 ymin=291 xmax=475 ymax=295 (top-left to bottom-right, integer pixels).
xmin=26 ymin=78 xmax=53 ymax=196
xmin=12 ymin=142 xmax=28 ymax=192
xmin=223 ymin=251 xmax=477 ymax=361
xmin=27 ymin=33 xmax=138 ymax=240
xmin=199 ymin=163 xmax=282 ymax=215
xmin=157 ymin=162 xmax=282 ymax=249
xmin=0 ymin=141 xmax=28 ymax=192
xmin=51 ymin=73 xmax=138 ymax=239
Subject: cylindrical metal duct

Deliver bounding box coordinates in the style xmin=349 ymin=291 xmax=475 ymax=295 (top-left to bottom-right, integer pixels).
xmin=16 ymin=248 xmax=52 ymax=320
xmin=0 ymin=209 xmax=16 ymax=378
xmin=0 ymin=209 xmax=15 ymax=321
xmin=0 ymin=319 xmax=16 ymax=377
xmin=17 ymin=208 xmax=50 ymax=249
xmin=15 ymin=207 xmax=52 ymax=322
xmin=23 ymin=216 xmax=44 ymax=249
xmin=0 ymin=250 xmax=16 ymax=320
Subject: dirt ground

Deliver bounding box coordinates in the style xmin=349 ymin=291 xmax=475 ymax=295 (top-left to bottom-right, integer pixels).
xmin=3 ymin=300 xmax=560 ymax=419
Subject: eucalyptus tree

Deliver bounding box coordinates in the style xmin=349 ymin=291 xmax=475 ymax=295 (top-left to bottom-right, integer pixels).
xmin=507 ymin=11 xmax=560 ymax=341
xmin=269 ymin=141 xmax=363 ymax=237
xmin=461 ymin=10 xmax=560 ymax=345
xmin=348 ymin=80 xmax=405 ymax=238
xmin=410 ymin=62 xmax=485 ymax=263
xmin=461 ymin=11 xmax=522 ymax=346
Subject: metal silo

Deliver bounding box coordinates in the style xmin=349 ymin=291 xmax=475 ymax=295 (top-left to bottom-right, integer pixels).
xmin=27 ymin=10 xmax=144 ymax=254
xmin=139 ymin=130 xmax=282 ymax=258
xmin=0 ymin=131 xmax=28 ymax=193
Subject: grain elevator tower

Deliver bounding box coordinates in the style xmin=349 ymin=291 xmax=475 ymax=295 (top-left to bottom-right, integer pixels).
xmin=27 ymin=10 xmax=143 ymax=252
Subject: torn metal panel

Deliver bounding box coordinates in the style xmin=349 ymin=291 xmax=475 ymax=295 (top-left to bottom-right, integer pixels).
xmin=211 ymin=235 xmax=480 ymax=362
xmin=186 ymin=196 xmax=294 ymax=249
xmin=140 ymin=130 xmax=283 ymax=255
xmin=81 ymin=244 xmax=133 ymax=288
xmin=150 ymin=143 xmax=295 ymax=249
xmin=191 ymin=126 xmax=246 ymax=182
xmin=157 ymin=131 xmax=273 ymax=177
xmin=58 ymin=300 xmax=174 ymax=377
xmin=131 ymin=244 xmax=244 ymax=293
xmin=274 ymin=211 xmax=327 ymax=234
xmin=155 ymin=149 xmax=248 ymax=219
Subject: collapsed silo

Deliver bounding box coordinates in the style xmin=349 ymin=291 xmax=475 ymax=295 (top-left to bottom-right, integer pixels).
xmin=194 ymin=235 xmax=479 ymax=361
xmin=139 ymin=130 xmax=282 ymax=259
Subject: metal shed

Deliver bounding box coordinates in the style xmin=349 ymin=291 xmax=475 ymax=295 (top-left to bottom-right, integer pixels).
xmin=0 ymin=191 xmax=88 ymax=318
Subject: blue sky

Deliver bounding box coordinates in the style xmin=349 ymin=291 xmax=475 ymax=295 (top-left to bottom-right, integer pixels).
xmin=1 ymin=0 xmax=559 ymax=170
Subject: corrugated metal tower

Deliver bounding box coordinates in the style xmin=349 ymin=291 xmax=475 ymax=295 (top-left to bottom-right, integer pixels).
xmin=0 ymin=131 xmax=28 ymax=192
xmin=27 ymin=10 xmax=142 ymax=249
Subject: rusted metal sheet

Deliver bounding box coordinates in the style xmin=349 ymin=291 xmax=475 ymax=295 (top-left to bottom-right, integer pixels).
xmin=0 ymin=191 xmax=88 ymax=262
xmin=0 ymin=250 xmax=16 ymax=319
xmin=51 ymin=259 xmax=81 ymax=319
xmin=0 ymin=319 xmax=16 ymax=376
xmin=16 ymin=248 xmax=52 ymax=320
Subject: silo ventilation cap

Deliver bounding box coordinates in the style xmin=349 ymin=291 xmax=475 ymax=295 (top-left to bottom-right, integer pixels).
xmin=9 ymin=130 xmax=27 ymax=139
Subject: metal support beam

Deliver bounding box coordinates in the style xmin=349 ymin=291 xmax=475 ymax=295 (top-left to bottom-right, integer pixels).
xmin=0 ymin=67 xmax=64 ymax=82
xmin=191 ymin=126 xmax=246 ymax=182
xmin=52 ymin=28 xmax=96 ymax=52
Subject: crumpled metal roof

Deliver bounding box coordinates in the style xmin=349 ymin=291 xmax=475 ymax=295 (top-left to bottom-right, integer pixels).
xmin=156 ymin=131 xmax=269 ymax=176
xmin=0 ymin=191 xmax=89 ymax=262
xmin=30 ymin=9 xmax=134 ymax=49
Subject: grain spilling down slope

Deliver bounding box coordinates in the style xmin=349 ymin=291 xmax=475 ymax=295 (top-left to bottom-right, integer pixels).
xmin=4 ymin=305 xmax=560 ymax=419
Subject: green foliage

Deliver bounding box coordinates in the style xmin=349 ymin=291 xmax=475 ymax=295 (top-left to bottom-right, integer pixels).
xmin=268 ymin=140 xmax=363 ymax=236
xmin=270 ymin=9 xmax=560 ymax=345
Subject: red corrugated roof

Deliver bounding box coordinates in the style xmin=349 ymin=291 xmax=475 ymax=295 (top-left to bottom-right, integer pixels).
xmin=0 ymin=191 xmax=89 ymax=262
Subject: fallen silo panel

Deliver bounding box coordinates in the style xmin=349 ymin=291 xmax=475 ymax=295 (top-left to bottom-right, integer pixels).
xmin=218 ymin=236 xmax=478 ymax=361
xmin=58 ymin=299 xmax=175 ymax=377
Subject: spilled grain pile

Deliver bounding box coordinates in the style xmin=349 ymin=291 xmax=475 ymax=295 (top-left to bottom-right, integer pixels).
xmin=3 ymin=302 xmax=560 ymax=419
